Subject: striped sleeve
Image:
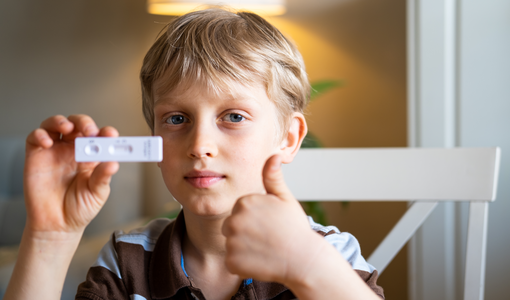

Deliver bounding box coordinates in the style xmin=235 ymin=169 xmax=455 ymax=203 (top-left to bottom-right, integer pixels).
xmin=75 ymin=234 xmax=129 ymax=300
xmin=75 ymin=218 xmax=172 ymax=300
xmin=308 ymin=217 xmax=385 ymax=299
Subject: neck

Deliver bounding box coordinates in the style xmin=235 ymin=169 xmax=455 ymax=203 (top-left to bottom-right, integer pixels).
xmin=182 ymin=208 xmax=229 ymax=262
xmin=181 ymin=209 xmax=243 ymax=300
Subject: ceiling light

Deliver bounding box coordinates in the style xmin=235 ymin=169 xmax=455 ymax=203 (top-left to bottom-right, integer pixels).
xmin=147 ymin=0 xmax=286 ymax=17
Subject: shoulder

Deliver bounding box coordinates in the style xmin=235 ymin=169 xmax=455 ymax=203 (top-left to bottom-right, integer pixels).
xmin=92 ymin=218 xmax=173 ymax=275
xmin=76 ymin=218 xmax=175 ymax=300
xmin=307 ymin=216 xmax=376 ymax=274
xmin=113 ymin=218 xmax=173 ymax=251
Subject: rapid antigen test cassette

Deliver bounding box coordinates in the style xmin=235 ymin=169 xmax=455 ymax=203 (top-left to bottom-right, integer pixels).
xmin=75 ymin=136 xmax=163 ymax=162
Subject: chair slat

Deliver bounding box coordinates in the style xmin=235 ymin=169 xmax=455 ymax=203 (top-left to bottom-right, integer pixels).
xmin=282 ymin=148 xmax=500 ymax=201
xmin=464 ymin=202 xmax=489 ymax=300
xmin=367 ymin=201 xmax=438 ymax=273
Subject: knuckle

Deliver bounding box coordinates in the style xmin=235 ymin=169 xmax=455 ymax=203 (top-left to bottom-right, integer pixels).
xmin=267 ymin=194 xmax=280 ymax=202
xmin=225 ymin=219 xmax=240 ymax=235
xmin=222 ymin=219 xmax=233 ymax=235
xmin=81 ymin=118 xmax=94 ymax=127
xmin=30 ymin=128 xmax=41 ymax=136
xmin=237 ymin=194 xmax=257 ymax=207
xmin=236 ymin=197 xmax=248 ymax=208
xmin=224 ymin=256 xmax=238 ymax=273
xmin=31 ymin=128 xmax=46 ymax=139
xmin=101 ymin=126 xmax=119 ymax=137
xmin=26 ymin=130 xmax=37 ymax=143
xmin=225 ymin=237 xmax=236 ymax=251
xmin=66 ymin=114 xmax=79 ymax=120
xmin=69 ymin=114 xmax=92 ymax=124
xmin=52 ymin=115 xmax=66 ymax=123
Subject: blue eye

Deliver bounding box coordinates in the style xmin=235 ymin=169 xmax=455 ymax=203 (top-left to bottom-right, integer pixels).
xmin=228 ymin=113 xmax=245 ymax=123
xmin=167 ymin=115 xmax=187 ymax=125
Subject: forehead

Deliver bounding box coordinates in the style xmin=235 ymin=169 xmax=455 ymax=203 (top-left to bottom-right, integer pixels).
xmin=152 ymin=56 xmax=270 ymax=100
xmin=154 ymin=75 xmax=270 ymax=107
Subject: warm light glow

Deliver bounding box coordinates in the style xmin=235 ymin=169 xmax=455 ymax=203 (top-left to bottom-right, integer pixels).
xmin=147 ymin=1 xmax=286 ymax=17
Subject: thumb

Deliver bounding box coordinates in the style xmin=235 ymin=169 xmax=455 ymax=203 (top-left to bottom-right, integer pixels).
xmin=88 ymin=162 xmax=119 ymax=200
xmin=263 ymin=154 xmax=293 ymax=201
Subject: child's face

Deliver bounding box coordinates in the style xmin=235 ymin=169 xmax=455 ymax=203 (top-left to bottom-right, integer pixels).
xmin=153 ymin=80 xmax=282 ymax=218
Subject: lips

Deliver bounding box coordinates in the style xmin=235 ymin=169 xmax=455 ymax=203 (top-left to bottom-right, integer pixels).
xmin=184 ymin=170 xmax=225 ymax=188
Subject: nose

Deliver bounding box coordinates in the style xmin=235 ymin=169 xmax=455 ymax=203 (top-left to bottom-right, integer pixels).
xmin=187 ymin=122 xmax=218 ymax=159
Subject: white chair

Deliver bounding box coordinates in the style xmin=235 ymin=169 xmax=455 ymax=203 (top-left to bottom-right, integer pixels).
xmin=282 ymin=148 xmax=501 ymax=300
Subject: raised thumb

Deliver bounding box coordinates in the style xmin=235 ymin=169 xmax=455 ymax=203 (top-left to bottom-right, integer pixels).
xmin=263 ymin=154 xmax=293 ymax=201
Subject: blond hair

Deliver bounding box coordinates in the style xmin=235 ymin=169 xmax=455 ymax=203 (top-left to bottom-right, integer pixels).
xmin=140 ymin=8 xmax=310 ymax=140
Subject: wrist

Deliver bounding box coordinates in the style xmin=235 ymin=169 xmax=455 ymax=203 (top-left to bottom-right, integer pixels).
xmin=4 ymin=226 xmax=84 ymax=300
xmin=283 ymin=233 xmax=381 ymax=300
xmin=21 ymin=227 xmax=84 ymax=258
xmin=282 ymin=229 xmax=331 ymax=288
xmin=23 ymin=219 xmax=85 ymax=242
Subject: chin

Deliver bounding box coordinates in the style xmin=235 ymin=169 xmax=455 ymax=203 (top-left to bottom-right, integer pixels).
xmin=182 ymin=197 xmax=234 ymax=218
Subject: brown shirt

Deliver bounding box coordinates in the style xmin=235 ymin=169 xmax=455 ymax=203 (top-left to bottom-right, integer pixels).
xmin=76 ymin=211 xmax=384 ymax=300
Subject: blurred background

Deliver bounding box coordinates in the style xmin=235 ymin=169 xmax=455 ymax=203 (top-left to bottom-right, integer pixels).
xmin=0 ymin=0 xmax=508 ymax=299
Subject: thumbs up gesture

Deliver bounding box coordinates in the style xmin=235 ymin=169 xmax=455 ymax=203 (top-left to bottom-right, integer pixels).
xmin=222 ymin=154 xmax=319 ymax=284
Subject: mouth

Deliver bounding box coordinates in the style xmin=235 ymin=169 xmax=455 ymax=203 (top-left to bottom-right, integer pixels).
xmin=184 ymin=170 xmax=226 ymax=189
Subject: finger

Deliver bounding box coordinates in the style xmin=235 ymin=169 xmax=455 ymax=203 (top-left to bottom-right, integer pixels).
xmin=74 ymin=126 xmax=117 ymax=170
xmin=88 ymin=162 xmax=119 ymax=200
xmin=222 ymin=216 xmax=233 ymax=237
xmin=39 ymin=115 xmax=74 ymax=140
xmin=26 ymin=128 xmax=54 ymax=149
xmin=63 ymin=124 xmax=119 ymax=143
xmin=222 ymin=210 xmax=246 ymax=237
xmin=262 ymin=154 xmax=293 ymax=201
xmin=67 ymin=114 xmax=99 ymax=137
xmin=98 ymin=126 xmax=119 ymax=138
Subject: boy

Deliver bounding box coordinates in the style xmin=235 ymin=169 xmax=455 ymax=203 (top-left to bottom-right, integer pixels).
xmin=5 ymin=8 xmax=384 ymax=300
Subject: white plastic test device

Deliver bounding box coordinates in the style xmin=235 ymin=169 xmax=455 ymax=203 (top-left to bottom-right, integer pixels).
xmin=75 ymin=136 xmax=163 ymax=162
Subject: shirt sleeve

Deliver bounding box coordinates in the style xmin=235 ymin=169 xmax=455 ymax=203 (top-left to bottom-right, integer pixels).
xmin=308 ymin=217 xmax=385 ymax=299
xmin=75 ymin=234 xmax=129 ymax=300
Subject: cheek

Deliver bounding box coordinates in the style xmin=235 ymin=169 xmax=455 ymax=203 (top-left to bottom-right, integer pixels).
xmin=224 ymin=127 xmax=276 ymax=190
xmin=156 ymin=136 xmax=186 ymax=190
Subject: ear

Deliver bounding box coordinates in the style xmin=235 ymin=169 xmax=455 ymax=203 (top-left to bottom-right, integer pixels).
xmin=279 ymin=112 xmax=307 ymax=164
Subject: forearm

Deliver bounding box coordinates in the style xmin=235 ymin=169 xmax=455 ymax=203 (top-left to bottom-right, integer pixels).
xmin=286 ymin=233 xmax=381 ymax=300
xmin=4 ymin=229 xmax=83 ymax=300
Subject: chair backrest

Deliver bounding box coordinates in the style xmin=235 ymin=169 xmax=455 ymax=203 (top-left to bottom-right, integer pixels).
xmin=282 ymin=148 xmax=501 ymax=300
